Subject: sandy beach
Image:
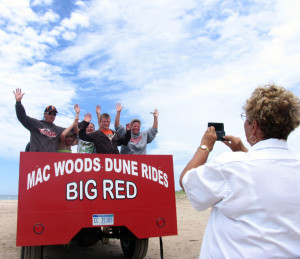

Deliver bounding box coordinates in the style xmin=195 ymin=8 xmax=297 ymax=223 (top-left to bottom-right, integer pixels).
xmin=0 ymin=195 xmax=210 ymax=259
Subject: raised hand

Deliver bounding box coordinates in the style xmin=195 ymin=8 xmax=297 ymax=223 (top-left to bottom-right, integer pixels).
xmin=84 ymin=113 xmax=92 ymax=123
xmin=153 ymin=109 xmax=159 ymax=118
xmin=96 ymin=105 xmax=101 ymax=115
xmin=200 ymin=126 xmax=217 ymax=152
xmin=74 ymin=104 xmax=80 ymax=114
xmin=116 ymin=103 xmax=123 ymax=113
xmin=13 ymin=88 xmax=25 ymax=101
xmin=126 ymin=123 xmax=131 ymax=131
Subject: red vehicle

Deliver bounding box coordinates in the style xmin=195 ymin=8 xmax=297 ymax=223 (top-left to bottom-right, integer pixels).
xmin=17 ymin=152 xmax=177 ymax=259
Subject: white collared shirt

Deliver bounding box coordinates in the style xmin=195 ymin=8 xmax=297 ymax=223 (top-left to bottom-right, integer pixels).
xmin=183 ymin=139 xmax=300 ymax=259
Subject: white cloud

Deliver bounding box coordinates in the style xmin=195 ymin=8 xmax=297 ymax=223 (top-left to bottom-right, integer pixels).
xmin=61 ymin=12 xmax=89 ymax=30
xmin=40 ymin=10 xmax=60 ymax=23
xmin=31 ymin=0 xmax=53 ymax=6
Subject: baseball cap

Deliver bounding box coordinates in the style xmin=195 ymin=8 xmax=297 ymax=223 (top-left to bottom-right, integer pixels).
xmin=44 ymin=105 xmax=58 ymax=113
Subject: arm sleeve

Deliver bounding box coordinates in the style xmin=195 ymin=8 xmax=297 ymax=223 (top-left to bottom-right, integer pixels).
xmin=115 ymin=124 xmax=126 ymax=138
xmin=15 ymin=101 xmax=38 ymax=131
xmin=182 ymin=162 xmax=229 ymax=212
xmin=117 ymin=129 xmax=131 ymax=146
xmin=146 ymin=127 xmax=158 ymax=143
xmin=79 ymin=121 xmax=94 ymax=142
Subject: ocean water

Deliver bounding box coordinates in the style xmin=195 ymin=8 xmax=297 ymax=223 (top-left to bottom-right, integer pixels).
xmin=0 ymin=195 xmax=18 ymax=200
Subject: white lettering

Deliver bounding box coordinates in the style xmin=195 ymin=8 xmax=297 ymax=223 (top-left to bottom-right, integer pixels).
xmin=103 ymin=179 xmax=114 ymax=199
xmin=27 ymin=171 xmax=35 ymax=190
xmin=141 ymin=163 xmax=148 ymax=179
xmin=123 ymin=160 xmax=131 ymax=174
xmin=103 ymin=180 xmax=138 ymax=200
xmin=43 ymin=165 xmax=50 ymax=181
xmin=115 ymin=180 xmax=125 ymax=199
xmin=85 ymin=158 xmax=93 ymax=172
xmin=93 ymin=157 xmax=101 ymax=172
xmin=158 ymin=170 xmax=163 ymax=185
xmin=131 ymin=161 xmax=138 ymax=176
xmin=152 ymin=167 xmax=158 ymax=182
xmin=164 ymin=173 xmax=168 ymax=188
xmin=65 ymin=160 xmax=74 ymax=174
xmin=75 ymin=159 xmax=83 ymax=173
xmin=114 ymin=159 xmax=122 ymax=173
xmin=66 ymin=180 xmax=98 ymax=200
xmin=127 ymin=181 xmax=137 ymax=199
xmin=105 ymin=158 xmax=113 ymax=172
xmin=35 ymin=168 xmax=43 ymax=185
xmin=79 ymin=180 xmax=83 ymax=200
xmin=54 ymin=161 xmax=66 ymax=176
xmin=105 ymin=158 xmax=138 ymax=176
xmin=85 ymin=180 xmax=97 ymax=200
xmin=66 ymin=182 xmax=78 ymax=200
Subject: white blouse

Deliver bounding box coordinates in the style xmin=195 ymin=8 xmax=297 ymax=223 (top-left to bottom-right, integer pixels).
xmin=183 ymin=139 xmax=300 ymax=259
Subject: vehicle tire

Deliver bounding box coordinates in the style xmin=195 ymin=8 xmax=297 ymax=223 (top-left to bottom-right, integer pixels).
xmin=120 ymin=237 xmax=148 ymax=259
xmin=21 ymin=246 xmax=43 ymax=259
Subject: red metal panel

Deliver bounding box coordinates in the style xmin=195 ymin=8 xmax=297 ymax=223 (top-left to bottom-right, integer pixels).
xmin=17 ymin=152 xmax=177 ymax=246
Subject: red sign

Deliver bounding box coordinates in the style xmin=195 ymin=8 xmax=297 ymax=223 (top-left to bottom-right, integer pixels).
xmin=17 ymin=152 xmax=177 ymax=246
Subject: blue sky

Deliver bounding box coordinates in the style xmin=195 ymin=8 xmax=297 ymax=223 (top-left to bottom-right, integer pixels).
xmin=1 ymin=0 xmax=300 ymax=195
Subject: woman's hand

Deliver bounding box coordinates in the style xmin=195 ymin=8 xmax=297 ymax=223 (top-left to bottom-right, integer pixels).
xmin=84 ymin=113 xmax=92 ymax=123
xmin=200 ymin=126 xmax=217 ymax=152
xmin=153 ymin=109 xmax=159 ymax=118
xmin=126 ymin=123 xmax=131 ymax=131
xmin=223 ymin=135 xmax=248 ymax=152
xmin=74 ymin=104 xmax=80 ymax=114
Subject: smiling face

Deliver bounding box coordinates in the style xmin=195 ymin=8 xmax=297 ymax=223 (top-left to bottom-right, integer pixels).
xmin=100 ymin=117 xmax=111 ymax=131
xmin=86 ymin=123 xmax=95 ymax=134
xmin=131 ymin=122 xmax=141 ymax=135
xmin=44 ymin=112 xmax=56 ymax=124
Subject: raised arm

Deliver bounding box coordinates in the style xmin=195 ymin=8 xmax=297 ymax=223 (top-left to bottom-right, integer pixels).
xmin=180 ymin=126 xmax=217 ymax=190
xmin=79 ymin=113 xmax=94 ymax=142
xmin=152 ymin=109 xmax=159 ymax=129
xmin=96 ymin=105 xmax=101 ymax=130
xmin=14 ymin=88 xmax=35 ymax=129
xmin=60 ymin=104 xmax=80 ymax=142
xmin=60 ymin=119 xmax=79 ymax=142
xmin=115 ymin=103 xmax=123 ymax=128
xmin=117 ymin=124 xmax=131 ymax=146
xmin=73 ymin=104 xmax=80 ymax=136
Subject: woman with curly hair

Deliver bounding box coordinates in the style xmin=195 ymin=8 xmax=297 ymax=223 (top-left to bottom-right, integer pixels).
xmin=180 ymin=83 xmax=300 ymax=258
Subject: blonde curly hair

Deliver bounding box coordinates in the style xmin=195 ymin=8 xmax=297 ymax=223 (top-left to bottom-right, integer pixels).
xmin=244 ymin=83 xmax=300 ymax=140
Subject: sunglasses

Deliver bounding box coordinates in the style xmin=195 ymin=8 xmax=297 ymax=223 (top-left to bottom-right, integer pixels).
xmin=47 ymin=112 xmax=57 ymax=116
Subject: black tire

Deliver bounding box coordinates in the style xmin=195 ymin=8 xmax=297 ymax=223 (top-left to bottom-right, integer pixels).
xmin=21 ymin=246 xmax=43 ymax=259
xmin=120 ymin=237 xmax=148 ymax=259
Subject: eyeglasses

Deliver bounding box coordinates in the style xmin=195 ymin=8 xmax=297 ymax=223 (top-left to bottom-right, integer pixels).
xmin=240 ymin=113 xmax=246 ymax=121
xmin=47 ymin=112 xmax=57 ymax=116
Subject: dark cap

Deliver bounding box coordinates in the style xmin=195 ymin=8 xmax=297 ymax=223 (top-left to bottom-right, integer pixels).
xmin=44 ymin=105 xmax=58 ymax=113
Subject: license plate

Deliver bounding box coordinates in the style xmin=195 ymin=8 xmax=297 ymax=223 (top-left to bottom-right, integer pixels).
xmin=93 ymin=214 xmax=114 ymax=226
